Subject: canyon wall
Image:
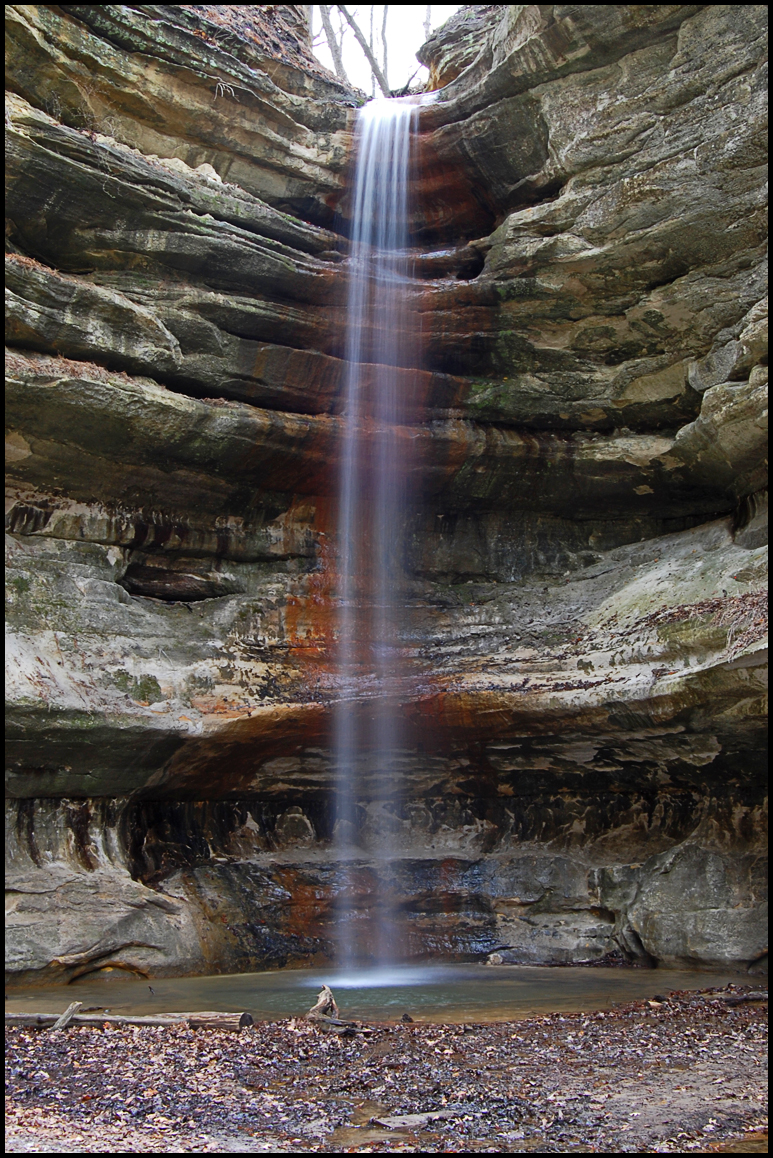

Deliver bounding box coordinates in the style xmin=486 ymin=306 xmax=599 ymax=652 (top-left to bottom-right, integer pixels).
xmin=5 ymin=4 xmax=767 ymax=983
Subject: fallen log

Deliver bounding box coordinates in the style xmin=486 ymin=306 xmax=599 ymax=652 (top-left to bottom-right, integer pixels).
xmin=6 ymin=1013 xmax=62 ymax=1028
xmin=5 ymin=1010 xmax=254 ymax=1030
xmin=720 ymin=991 xmax=768 ymax=1006
xmin=6 ymin=1012 xmax=185 ymax=1028
xmin=188 ymin=1012 xmax=254 ymax=1030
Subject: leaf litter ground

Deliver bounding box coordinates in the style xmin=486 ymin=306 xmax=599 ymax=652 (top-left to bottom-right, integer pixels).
xmin=5 ymin=983 xmax=767 ymax=1153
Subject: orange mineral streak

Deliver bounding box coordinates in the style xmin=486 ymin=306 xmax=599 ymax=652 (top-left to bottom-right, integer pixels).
xmin=272 ymin=865 xmax=336 ymax=949
xmin=277 ymin=491 xmax=420 ymax=717
xmin=408 ymin=683 xmax=618 ymax=753
xmin=245 ymin=332 xmax=473 ymax=421
xmin=248 ymin=342 xmax=342 ymax=414
xmin=336 ymin=117 xmax=494 ymax=246
xmin=412 ymin=125 xmax=496 ymax=243
xmin=226 ymin=408 xmax=512 ymax=499
xmin=188 ymin=698 xmax=248 ymax=719
xmin=283 ymin=494 xmax=339 ymax=671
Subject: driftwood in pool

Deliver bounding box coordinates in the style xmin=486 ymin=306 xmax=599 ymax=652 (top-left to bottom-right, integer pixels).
xmin=305 ymin=984 xmax=371 ymax=1035
xmin=306 ymin=984 xmax=339 ymax=1020
xmin=5 ymin=1010 xmax=255 ymax=1030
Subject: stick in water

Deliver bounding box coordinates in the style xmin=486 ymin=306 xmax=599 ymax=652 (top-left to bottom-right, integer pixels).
xmin=52 ymin=1001 xmax=83 ymax=1029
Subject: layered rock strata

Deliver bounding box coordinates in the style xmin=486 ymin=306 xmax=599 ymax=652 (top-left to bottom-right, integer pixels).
xmin=5 ymin=4 xmax=768 ymax=982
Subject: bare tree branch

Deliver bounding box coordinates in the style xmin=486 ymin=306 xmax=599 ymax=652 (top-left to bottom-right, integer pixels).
xmin=336 ymin=4 xmax=390 ymax=96
xmin=369 ymin=4 xmax=375 ymax=98
xmin=319 ymin=4 xmax=349 ymax=82
xmin=396 ymin=65 xmax=421 ymax=97
xmin=424 ymin=5 xmax=431 ymax=42
xmin=381 ymin=5 xmax=389 ymax=90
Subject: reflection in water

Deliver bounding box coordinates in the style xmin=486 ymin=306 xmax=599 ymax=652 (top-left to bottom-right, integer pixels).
xmin=6 ymin=963 xmax=744 ymax=1023
xmin=709 ymin=1135 xmax=768 ymax=1153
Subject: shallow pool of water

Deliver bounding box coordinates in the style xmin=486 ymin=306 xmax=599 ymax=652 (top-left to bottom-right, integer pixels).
xmin=5 ymin=963 xmax=745 ymax=1023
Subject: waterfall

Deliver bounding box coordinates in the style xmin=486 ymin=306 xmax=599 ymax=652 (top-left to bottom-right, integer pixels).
xmin=333 ymin=97 xmax=418 ymax=968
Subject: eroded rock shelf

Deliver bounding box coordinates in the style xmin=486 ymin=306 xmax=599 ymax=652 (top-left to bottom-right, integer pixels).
xmin=4 ymin=4 xmax=768 ymax=984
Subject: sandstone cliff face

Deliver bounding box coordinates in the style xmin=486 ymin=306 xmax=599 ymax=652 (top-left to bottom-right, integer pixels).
xmin=5 ymin=4 xmax=768 ymax=983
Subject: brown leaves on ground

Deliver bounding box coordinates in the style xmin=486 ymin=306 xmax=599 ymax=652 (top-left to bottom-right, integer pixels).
xmin=5 ymin=252 xmax=57 ymax=274
xmin=4 ymin=984 xmax=768 ymax=1153
xmin=712 ymin=590 xmax=768 ymax=657
xmin=5 ymin=348 xmax=140 ymax=387
xmin=588 ymin=590 xmax=767 ymax=659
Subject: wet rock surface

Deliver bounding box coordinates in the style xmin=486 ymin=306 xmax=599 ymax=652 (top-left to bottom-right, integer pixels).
xmin=4 ymin=3 xmax=768 ymax=981
xmin=4 ymin=986 xmax=768 ymax=1153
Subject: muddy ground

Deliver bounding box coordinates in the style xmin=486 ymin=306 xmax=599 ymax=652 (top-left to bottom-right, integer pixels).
xmin=5 ymin=985 xmax=767 ymax=1153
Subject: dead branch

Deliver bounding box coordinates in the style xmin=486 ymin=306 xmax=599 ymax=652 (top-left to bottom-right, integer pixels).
xmin=336 ymin=4 xmax=390 ymax=96
xmin=396 ymin=66 xmax=421 ymax=96
xmin=52 ymin=1001 xmax=82 ymax=1029
xmin=381 ymin=5 xmax=389 ymax=90
xmin=304 ymin=984 xmax=371 ymax=1034
xmin=319 ymin=5 xmax=349 ymax=83
xmin=6 ymin=1010 xmax=254 ymax=1031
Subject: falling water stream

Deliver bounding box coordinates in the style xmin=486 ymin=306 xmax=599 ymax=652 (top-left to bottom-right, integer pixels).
xmin=333 ymin=97 xmax=420 ymax=967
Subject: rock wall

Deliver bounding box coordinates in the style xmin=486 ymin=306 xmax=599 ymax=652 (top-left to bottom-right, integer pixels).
xmin=5 ymin=4 xmax=768 ymax=983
